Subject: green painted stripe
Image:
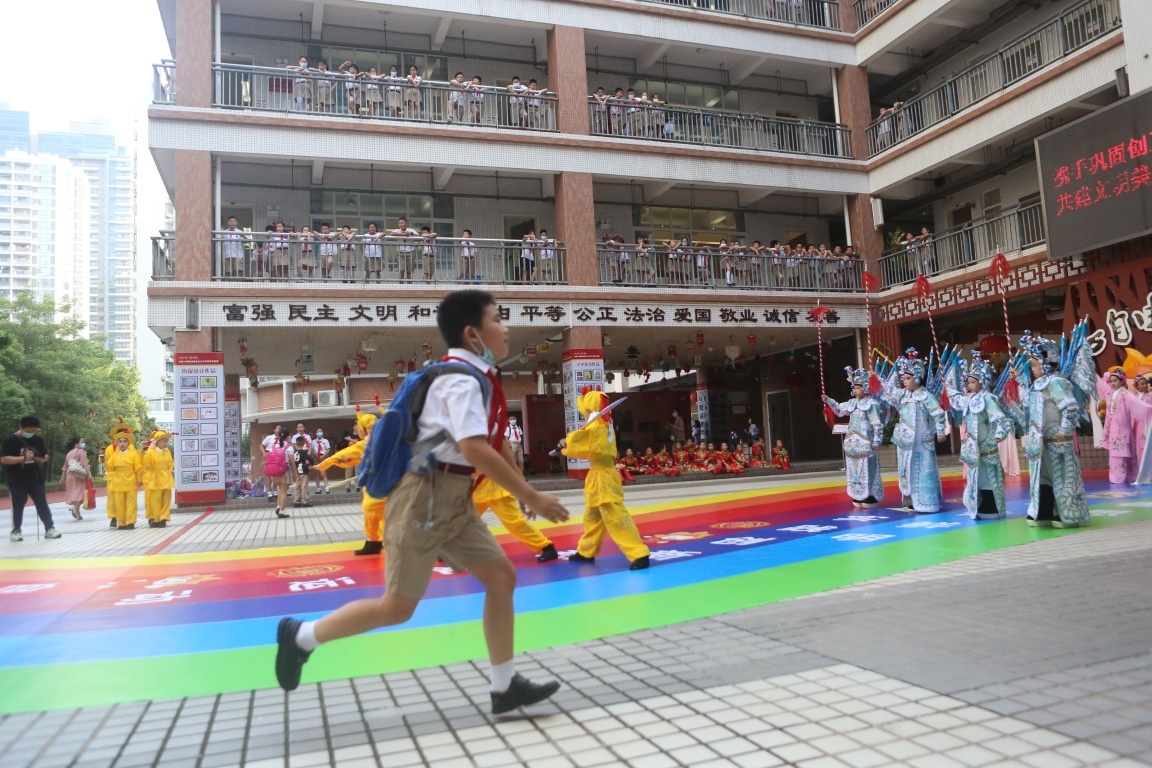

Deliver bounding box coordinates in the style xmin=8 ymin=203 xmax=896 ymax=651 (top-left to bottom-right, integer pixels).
xmin=2 ymin=508 xmax=1147 ymax=714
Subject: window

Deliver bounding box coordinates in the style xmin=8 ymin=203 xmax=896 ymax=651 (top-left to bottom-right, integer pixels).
xmin=626 ymin=78 xmax=741 ymax=111
xmin=633 ymin=206 xmax=745 ymax=245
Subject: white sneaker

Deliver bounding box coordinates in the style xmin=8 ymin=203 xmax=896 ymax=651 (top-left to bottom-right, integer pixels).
xmin=45 ymin=528 xmax=61 ymax=539
xmin=9 ymin=531 xmax=22 ymax=542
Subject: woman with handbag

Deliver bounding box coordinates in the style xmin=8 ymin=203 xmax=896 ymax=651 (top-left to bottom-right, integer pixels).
xmin=61 ymin=435 xmax=90 ymax=520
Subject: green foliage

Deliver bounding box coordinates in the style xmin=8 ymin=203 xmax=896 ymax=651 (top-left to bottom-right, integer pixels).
xmin=0 ymin=294 xmax=152 ymax=476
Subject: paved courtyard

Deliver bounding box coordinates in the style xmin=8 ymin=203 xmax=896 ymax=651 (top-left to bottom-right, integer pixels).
xmin=1 ymin=472 xmax=1150 ymax=768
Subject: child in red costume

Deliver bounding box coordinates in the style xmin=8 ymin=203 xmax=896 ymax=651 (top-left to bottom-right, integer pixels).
xmin=749 ymin=438 xmax=766 ymax=467
xmin=655 ymin=447 xmax=681 ymax=476
xmin=771 ymin=439 xmax=791 ymax=471
xmin=717 ymin=443 xmax=745 ymax=474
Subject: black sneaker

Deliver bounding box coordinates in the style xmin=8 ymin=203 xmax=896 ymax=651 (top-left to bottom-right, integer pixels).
xmin=121 ymin=523 xmax=135 ymax=530
xmin=354 ymin=540 xmax=383 ymax=556
xmin=568 ymin=552 xmax=595 ymax=563
xmin=276 ymin=510 xmax=291 ymax=519
xmin=275 ymin=617 xmax=312 ymax=691
xmin=629 ymin=555 xmax=651 ymax=571
xmin=491 ymin=674 xmax=560 ymax=715
xmin=537 ymin=544 xmax=559 ymax=563
xmin=109 ymin=519 xmax=118 ymax=529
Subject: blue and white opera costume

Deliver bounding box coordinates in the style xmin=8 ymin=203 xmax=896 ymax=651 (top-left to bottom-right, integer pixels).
xmin=946 ymin=352 xmax=1012 ymax=520
xmin=881 ymin=349 xmax=947 ymax=513
xmin=1002 ymin=331 xmax=1091 ymax=527
xmin=824 ymin=368 xmax=886 ymax=507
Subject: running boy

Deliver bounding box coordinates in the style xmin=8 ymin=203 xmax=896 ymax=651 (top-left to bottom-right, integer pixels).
xmin=275 ymin=291 xmax=570 ymax=715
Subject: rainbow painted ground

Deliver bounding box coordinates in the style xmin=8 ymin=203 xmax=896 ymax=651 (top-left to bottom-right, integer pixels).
xmin=2 ymin=472 xmax=1150 ymax=715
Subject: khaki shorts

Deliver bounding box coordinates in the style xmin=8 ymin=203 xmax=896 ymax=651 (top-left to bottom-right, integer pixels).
xmin=384 ymin=471 xmax=505 ymax=600
xmin=387 ymin=91 xmax=402 ymax=108
xmin=404 ymin=88 xmax=422 ymax=103
xmin=315 ymin=83 xmax=333 ymax=105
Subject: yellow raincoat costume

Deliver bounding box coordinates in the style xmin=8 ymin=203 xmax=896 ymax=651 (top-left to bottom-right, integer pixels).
xmin=563 ymin=390 xmax=650 ymax=568
xmin=317 ymin=407 xmax=386 ymax=554
xmin=142 ymin=431 xmax=175 ymax=526
xmin=105 ymin=422 xmax=143 ymax=529
xmin=473 ymin=476 xmax=555 ymax=557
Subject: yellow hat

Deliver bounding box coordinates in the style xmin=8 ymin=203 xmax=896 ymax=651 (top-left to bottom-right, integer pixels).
xmin=355 ymin=394 xmax=383 ymax=433
xmin=152 ymin=430 xmax=172 ymax=442
xmin=577 ymin=388 xmax=608 ymax=418
xmin=110 ymin=420 xmax=134 ymax=442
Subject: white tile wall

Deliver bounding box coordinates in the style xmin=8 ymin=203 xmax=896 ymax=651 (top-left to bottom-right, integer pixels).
xmin=151 ymin=115 xmax=870 ymax=194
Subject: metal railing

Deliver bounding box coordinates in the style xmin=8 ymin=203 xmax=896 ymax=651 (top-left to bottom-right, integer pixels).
xmin=152 ymin=230 xmax=175 ymax=280
xmin=202 ymin=63 xmax=559 ymax=131
xmin=626 ymin=0 xmax=841 ymax=30
xmin=597 ymin=245 xmax=863 ymax=291
xmin=166 ymin=232 xmax=569 ymax=285
xmin=866 ymin=0 xmax=1121 ymax=157
xmin=876 ymin=203 xmax=1044 ymax=288
xmin=588 ymin=99 xmax=853 ymax=158
xmin=152 ymin=61 xmax=176 ymax=104
xmin=853 ymin=0 xmax=898 ymax=30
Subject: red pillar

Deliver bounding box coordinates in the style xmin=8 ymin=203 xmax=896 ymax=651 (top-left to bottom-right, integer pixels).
xmin=175 ymin=0 xmax=214 ymax=109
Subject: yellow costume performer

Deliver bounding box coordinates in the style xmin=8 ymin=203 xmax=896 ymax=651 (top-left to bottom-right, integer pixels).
xmin=472 ymin=476 xmax=558 ymax=561
xmin=105 ymin=422 xmax=143 ymax=530
xmin=317 ymin=405 xmax=386 ymax=555
xmin=563 ymin=390 xmax=650 ymax=569
xmin=142 ymin=431 xmax=175 ymax=527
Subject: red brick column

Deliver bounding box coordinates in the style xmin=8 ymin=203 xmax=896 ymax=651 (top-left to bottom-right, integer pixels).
xmin=547 ymin=26 xmax=590 ymax=135
xmin=835 ymin=64 xmax=871 ymax=161
xmin=176 ymin=328 xmax=214 ymax=356
xmin=846 ymin=193 xmax=885 ymax=275
xmin=556 ymin=172 xmax=598 ymax=286
xmin=175 ymin=0 xmax=214 ymax=108
xmin=174 ymin=150 xmax=214 ymax=282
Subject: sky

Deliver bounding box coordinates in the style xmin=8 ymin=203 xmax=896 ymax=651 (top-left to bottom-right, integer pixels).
xmin=0 ymin=1 xmax=172 ymax=399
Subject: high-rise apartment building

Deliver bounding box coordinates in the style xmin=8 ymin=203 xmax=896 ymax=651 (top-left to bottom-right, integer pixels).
xmin=38 ymin=121 xmax=138 ymax=364
xmin=146 ymin=0 xmax=1150 ymax=471
xmin=0 ymin=150 xmax=91 ymax=328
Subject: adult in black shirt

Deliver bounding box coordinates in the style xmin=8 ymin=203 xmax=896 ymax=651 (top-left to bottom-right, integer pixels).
xmin=2 ymin=416 xmax=60 ymax=541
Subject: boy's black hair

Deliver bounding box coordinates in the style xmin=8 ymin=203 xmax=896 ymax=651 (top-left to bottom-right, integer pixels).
xmin=437 ymin=290 xmax=496 ymax=348
xmin=19 ymin=415 xmax=40 ymax=428
xmin=294 ymin=436 xmax=307 ymax=444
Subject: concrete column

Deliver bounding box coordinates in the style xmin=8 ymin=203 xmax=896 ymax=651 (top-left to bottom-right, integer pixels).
xmin=547 ymin=26 xmax=590 ymax=135
xmin=555 ymin=172 xmax=598 ymax=286
xmin=174 ymin=150 xmax=214 ymax=282
xmin=175 ymin=0 xmax=214 ymax=108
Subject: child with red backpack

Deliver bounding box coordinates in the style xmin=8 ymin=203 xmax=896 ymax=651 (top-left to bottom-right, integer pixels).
xmin=262 ymin=432 xmax=292 ymax=518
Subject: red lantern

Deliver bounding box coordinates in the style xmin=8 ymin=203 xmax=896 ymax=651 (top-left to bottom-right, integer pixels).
xmin=342 ymin=363 xmax=351 ymax=378
xmin=696 ymin=331 xmax=705 ymax=347
xmin=355 ymin=354 xmax=369 ymax=373
xmin=690 ymin=391 xmax=698 ymax=403
xmin=747 ymin=333 xmax=757 ymax=348
xmin=668 ymin=344 xmax=678 ymax=358
xmin=979 ymin=334 xmax=1011 ymax=354
xmin=407 ymin=356 xmax=416 ymax=372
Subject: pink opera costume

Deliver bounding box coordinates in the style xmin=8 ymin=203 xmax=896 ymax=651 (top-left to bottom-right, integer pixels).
xmin=823 ymin=367 xmax=887 ymax=508
xmin=946 ymin=351 xmax=1013 ymax=519
xmin=1096 ymin=366 xmax=1152 ymax=484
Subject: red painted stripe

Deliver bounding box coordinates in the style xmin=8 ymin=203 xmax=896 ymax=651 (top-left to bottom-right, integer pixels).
xmin=146 ymin=508 xmax=215 ymax=556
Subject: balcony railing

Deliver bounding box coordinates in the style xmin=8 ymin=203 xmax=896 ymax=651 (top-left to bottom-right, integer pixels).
xmin=626 ymin=0 xmax=840 ymax=30
xmin=588 ymin=100 xmax=853 ymax=158
xmin=876 ymin=203 xmax=1044 ymax=288
xmin=153 ymin=232 xmax=568 ymax=285
xmin=202 ymin=64 xmax=559 ymax=132
xmin=853 ymin=0 xmax=898 ymax=30
xmin=152 ymin=61 xmax=176 ymax=104
xmin=152 ymin=230 xmax=174 ymax=280
xmin=866 ymin=0 xmax=1122 ymax=157
xmin=597 ymin=246 xmax=863 ymax=291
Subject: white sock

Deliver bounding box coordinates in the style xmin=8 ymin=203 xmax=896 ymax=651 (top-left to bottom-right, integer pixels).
xmin=295 ymin=620 xmax=320 ymax=652
xmin=490 ymin=659 xmax=516 ymax=693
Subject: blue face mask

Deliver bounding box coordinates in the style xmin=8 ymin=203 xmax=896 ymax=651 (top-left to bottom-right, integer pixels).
xmin=20 ymin=432 xmax=35 ymax=439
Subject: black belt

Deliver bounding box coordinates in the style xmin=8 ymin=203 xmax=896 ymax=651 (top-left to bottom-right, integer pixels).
xmin=435 ymin=461 xmax=473 ymax=476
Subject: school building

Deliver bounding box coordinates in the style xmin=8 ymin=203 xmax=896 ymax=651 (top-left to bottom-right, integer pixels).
xmin=146 ymin=0 xmax=1152 ymax=483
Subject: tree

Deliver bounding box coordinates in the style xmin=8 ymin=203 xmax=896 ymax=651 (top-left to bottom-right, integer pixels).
xmin=0 ymin=294 xmax=153 ymax=476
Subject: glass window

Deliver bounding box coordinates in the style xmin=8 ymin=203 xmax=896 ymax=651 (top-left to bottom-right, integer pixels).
xmin=669 ymin=207 xmax=690 ymax=229
xmin=433 ymin=195 xmax=454 ymax=219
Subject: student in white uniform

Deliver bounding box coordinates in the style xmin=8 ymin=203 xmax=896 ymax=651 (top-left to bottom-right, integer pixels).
xmin=420 ymin=226 xmax=439 ymax=281
xmin=507 ymin=76 xmax=528 ymax=128
xmin=405 ymin=66 xmax=423 ymax=119
xmin=459 ymin=229 xmax=478 ymax=281
xmin=338 ymin=61 xmax=362 ymax=115
xmin=536 ymin=229 xmax=556 ymax=282
xmin=448 ymin=72 xmax=467 ymax=123
xmin=286 ymin=57 xmax=314 ymax=112
xmin=361 ymin=222 xmax=383 ymax=282
xmin=219 ymin=216 xmax=249 ymax=278
xmin=467 ymin=75 xmax=486 ymax=124
xmin=385 ymin=66 xmax=404 ymax=118
xmin=391 ymin=217 xmax=419 ymax=281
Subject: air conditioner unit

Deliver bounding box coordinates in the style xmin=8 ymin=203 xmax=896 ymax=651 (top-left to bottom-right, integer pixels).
xmin=316 ymin=390 xmax=340 ymax=407
xmin=291 ymin=392 xmax=312 ymax=409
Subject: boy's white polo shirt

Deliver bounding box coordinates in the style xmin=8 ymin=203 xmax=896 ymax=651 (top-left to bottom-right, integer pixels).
xmin=417 ymin=347 xmax=494 ymax=466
